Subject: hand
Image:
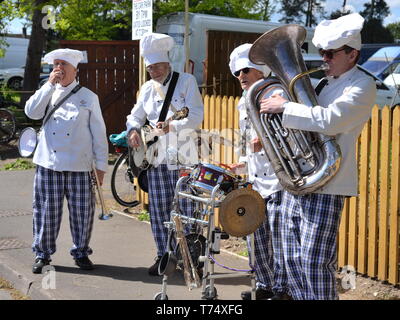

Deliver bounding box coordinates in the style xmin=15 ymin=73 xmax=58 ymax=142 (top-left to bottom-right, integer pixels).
xmin=259 ymin=94 xmax=287 ymax=114
xmin=228 ymin=162 xmax=247 ymax=175
xmin=48 ymin=69 xmax=63 ymax=85
xmin=127 ymin=129 xmax=142 ymax=148
xmin=95 ymin=169 xmax=105 ymax=186
xmin=155 ymin=121 xmax=170 ymax=135
xmin=249 ymin=137 xmax=262 ymax=153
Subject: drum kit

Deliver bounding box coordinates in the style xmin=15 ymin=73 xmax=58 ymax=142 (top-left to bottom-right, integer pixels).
xmin=154 ymin=162 xmax=265 ymax=300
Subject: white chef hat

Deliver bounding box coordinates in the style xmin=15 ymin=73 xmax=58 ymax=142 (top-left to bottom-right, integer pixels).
xmin=229 ymin=43 xmax=271 ymax=77
xmin=140 ymin=33 xmax=175 ymax=67
xmin=312 ymin=13 xmax=364 ymax=51
xmin=43 ymin=48 xmax=84 ymax=68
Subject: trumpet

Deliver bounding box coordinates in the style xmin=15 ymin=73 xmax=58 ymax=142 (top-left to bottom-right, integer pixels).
xmin=91 ymin=163 xmax=113 ymax=220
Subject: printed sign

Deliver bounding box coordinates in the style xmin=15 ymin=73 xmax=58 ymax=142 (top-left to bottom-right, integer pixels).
xmin=132 ymin=0 xmax=153 ymax=40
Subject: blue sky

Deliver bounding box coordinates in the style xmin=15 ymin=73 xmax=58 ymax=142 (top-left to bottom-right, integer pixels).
xmin=5 ymin=0 xmax=400 ymax=35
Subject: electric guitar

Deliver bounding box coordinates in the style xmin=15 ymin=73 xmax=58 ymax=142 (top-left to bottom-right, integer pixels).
xmin=133 ymin=107 xmax=189 ymax=169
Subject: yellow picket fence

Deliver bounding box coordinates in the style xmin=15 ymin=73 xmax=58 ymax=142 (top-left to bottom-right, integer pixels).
xmin=137 ymin=95 xmax=400 ymax=285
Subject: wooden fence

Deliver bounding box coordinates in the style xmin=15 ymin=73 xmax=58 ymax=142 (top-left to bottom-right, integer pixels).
xmin=137 ymin=95 xmax=400 ymax=285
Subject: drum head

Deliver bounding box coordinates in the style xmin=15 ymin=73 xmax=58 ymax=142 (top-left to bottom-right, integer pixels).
xmin=18 ymin=127 xmax=37 ymax=158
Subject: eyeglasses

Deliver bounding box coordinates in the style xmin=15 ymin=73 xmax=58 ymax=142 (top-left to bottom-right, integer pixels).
xmin=234 ymin=67 xmax=251 ymax=77
xmin=318 ymin=47 xmax=347 ymax=59
xmin=146 ymin=63 xmax=167 ymax=72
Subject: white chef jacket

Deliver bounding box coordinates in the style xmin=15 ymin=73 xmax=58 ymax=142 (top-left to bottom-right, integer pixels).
xmin=238 ymin=95 xmax=283 ymax=198
xmin=282 ymin=66 xmax=376 ymax=196
xmin=126 ymin=71 xmax=204 ymax=168
xmin=25 ymin=79 xmax=109 ymax=172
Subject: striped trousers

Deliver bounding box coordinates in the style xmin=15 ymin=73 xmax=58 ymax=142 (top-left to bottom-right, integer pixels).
xmin=32 ymin=166 xmax=95 ymax=260
xmin=281 ymin=191 xmax=345 ymax=300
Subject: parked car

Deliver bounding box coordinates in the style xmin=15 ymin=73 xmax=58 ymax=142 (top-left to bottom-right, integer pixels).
xmin=383 ymin=63 xmax=400 ymax=89
xmin=361 ymin=46 xmax=400 ymax=80
xmin=0 ymin=63 xmax=52 ymax=90
xmin=358 ymin=43 xmax=400 ymax=65
xmin=303 ymin=54 xmax=400 ymax=108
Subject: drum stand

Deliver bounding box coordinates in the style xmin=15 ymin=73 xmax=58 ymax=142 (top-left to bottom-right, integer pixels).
xmin=154 ymin=175 xmax=257 ymax=300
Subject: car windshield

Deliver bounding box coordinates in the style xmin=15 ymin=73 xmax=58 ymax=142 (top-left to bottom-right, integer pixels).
xmin=362 ymin=60 xmax=388 ymax=74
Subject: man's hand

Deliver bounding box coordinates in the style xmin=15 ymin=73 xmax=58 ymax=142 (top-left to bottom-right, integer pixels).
xmin=48 ymin=69 xmax=63 ymax=85
xmin=249 ymin=137 xmax=262 ymax=153
xmin=127 ymin=129 xmax=142 ymax=148
xmin=155 ymin=121 xmax=170 ymax=135
xmin=95 ymin=169 xmax=105 ymax=186
xmin=259 ymin=94 xmax=287 ymax=114
xmin=228 ymin=162 xmax=247 ymax=175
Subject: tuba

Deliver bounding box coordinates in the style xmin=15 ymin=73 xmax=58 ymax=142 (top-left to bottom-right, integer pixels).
xmin=245 ymin=24 xmax=341 ymax=195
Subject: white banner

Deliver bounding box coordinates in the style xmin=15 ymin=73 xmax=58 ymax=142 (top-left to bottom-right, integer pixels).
xmin=132 ymin=0 xmax=153 ymax=40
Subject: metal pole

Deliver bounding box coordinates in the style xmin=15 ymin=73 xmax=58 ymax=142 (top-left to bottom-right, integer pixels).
xmin=184 ymin=0 xmax=190 ymax=73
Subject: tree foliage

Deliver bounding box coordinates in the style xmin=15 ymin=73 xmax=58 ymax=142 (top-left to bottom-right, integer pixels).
xmin=387 ymin=22 xmax=400 ymax=42
xmin=153 ymin=0 xmax=266 ymax=23
xmin=279 ymin=0 xmax=326 ymax=27
xmin=360 ymin=0 xmax=393 ymax=43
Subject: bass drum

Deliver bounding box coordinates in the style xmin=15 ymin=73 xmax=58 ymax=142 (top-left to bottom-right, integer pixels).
xmin=18 ymin=127 xmax=38 ymax=158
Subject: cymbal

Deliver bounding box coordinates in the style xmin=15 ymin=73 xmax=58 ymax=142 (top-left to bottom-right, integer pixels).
xmin=219 ymin=188 xmax=265 ymax=237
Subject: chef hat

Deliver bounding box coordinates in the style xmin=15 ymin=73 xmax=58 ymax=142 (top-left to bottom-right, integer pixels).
xmin=312 ymin=13 xmax=364 ymax=50
xmin=140 ymin=33 xmax=175 ymax=66
xmin=229 ymin=43 xmax=271 ymax=77
xmin=43 ymin=48 xmax=84 ymax=68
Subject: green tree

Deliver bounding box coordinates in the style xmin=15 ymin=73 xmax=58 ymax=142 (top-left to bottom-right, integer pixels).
xmin=360 ymin=0 xmax=393 ymax=43
xmin=153 ymin=0 xmax=265 ymax=25
xmin=279 ymin=0 xmax=326 ymax=27
xmin=55 ymin=0 xmax=131 ymax=40
xmin=387 ymin=22 xmax=400 ymax=42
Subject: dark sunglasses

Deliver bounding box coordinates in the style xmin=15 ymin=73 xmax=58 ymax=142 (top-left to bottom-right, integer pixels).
xmin=318 ymin=47 xmax=347 ymax=59
xmin=234 ymin=67 xmax=251 ymax=77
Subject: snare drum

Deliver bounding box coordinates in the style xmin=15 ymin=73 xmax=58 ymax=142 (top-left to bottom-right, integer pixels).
xmin=18 ymin=127 xmax=38 ymax=158
xmin=189 ymin=163 xmax=239 ymax=194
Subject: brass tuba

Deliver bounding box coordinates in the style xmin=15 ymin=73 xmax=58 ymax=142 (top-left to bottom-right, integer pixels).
xmin=245 ymin=24 xmax=341 ymax=195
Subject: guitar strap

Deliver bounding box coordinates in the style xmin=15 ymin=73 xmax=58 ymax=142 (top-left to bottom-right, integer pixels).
xmin=157 ymin=71 xmax=180 ymax=123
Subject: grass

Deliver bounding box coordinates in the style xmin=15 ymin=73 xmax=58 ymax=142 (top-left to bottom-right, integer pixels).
xmin=0 ymin=158 xmax=36 ymax=171
xmin=137 ymin=209 xmax=150 ymax=222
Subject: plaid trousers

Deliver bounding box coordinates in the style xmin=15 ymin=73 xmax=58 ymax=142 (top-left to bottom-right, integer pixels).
xmin=147 ymin=164 xmax=194 ymax=257
xmin=32 ymin=166 xmax=95 ymax=260
xmin=281 ymin=191 xmax=345 ymax=300
xmin=247 ymin=191 xmax=285 ymax=292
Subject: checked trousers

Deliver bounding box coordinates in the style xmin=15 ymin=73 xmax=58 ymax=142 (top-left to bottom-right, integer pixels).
xmin=32 ymin=166 xmax=95 ymax=260
xmin=147 ymin=164 xmax=194 ymax=258
xmin=281 ymin=191 xmax=345 ymax=300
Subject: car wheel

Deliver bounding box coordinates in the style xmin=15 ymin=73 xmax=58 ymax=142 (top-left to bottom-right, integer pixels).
xmin=7 ymin=77 xmax=23 ymax=90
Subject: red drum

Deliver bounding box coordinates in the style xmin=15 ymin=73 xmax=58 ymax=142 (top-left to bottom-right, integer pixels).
xmin=189 ymin=163 xmax=239 ymax=194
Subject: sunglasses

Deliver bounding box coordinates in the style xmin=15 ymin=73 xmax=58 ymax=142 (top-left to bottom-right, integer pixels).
xmin=318 ymin=47 xmax=347 ymax=59
xmin=234 ymin=67 xmax=251 ymax=77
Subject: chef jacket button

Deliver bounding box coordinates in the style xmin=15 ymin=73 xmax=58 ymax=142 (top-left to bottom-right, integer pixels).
xmin=53 ymin=150 xmax=56 ymax=153
xmin=255 ymin=174 xmax=258 ymax=177
xmin=67 ymin=133 xmax=70 ymax=136
xmin=264 ymin=173 xmax=267 ymax=176
xmin=53 ymin=132 xmax=55 ymax=135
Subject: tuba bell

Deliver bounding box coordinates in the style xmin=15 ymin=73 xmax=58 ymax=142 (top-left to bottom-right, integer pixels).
xmin=245 ymin=24 xmax=341 ymax=195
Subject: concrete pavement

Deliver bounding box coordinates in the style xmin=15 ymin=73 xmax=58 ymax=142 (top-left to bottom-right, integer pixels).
xmin=0 ymin=166 xmax=254 ymax=300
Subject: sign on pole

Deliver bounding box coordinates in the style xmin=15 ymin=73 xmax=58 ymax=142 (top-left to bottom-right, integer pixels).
xmin=132 ymin=0 xmax=153 ymax=40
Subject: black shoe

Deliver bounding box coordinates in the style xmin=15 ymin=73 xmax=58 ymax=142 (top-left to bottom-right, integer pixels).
xmin=148 ymin=256 xmax=162 ymax=276
xmin=32 ymin=258 xmax=51 ymax=274
xmin=268 ymin=293 xmax=293 ymax=300
xmin=241 ymin=288 xmax=274 ymax=300
xmin=74 ymin=256 xmax=94 ymax=270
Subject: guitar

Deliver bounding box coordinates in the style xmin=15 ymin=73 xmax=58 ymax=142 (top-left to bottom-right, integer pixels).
xmin=133 ymin=107 xmax=189 ymax=169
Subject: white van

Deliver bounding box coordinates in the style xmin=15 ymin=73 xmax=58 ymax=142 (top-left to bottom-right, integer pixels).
xmin=156 ymin=12 xmax=317 ymax=86
xmin=0 ymin=36 xmax=29 ymax=69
